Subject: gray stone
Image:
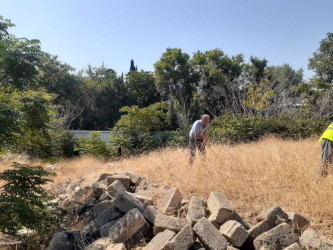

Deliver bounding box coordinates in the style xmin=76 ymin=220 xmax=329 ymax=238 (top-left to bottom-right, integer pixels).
xmin=83 ymin=237 xmax=111 ymax=250
xmin=71 ymin=186 xmax=94 ymax=204
xmin=97 ymin=173 xmax=113 ymax=182
xmin=158 ymin=188 xmax=182 ymax=214
xmin=99 ymin=190 xmax=114 ymax=201
xmin=193 ymin=217 xmax=229 ymax=250
xmin=163 ymin=224 xmax=196 ymax=250
xmin=287 ymin=211 xmax=309 ymax=233
xmin=207 ymin=191 xmax=248 ymax=229
xmin=92 ymin=181 xmax=107 ymax=200
xmin=256 ymin=206 xmax=288 ymax=225
xmin=113 ymin=192 xmax=146 ymax=213
xmin=153 ymin=213 xmax=188 ymax=235
xmin=248 ymin=219 xmax=275 ymax=240
xmin=142 ymin=229 xmax=175 ymax=250
xmin=127 ymin=191 xmax=153 ymax=207
xmin=253 ymin=222 xmax=298 ymax=250
xmin=83 ymin=207 xmax=122 ymax=238
xmin=107 ymin=180 xmax=126 ymax=197
xmin=93 ymin=200 xmax=114 ymax=218
xmin=105 ymin=243 xmax=126 ymax=250
xmin=108 ymin=208 xmax=146 ymax=243
xmin=186 ymin=196 xmax=206 ymax=226
xmin=129 ymin=222 xmax=153 ymax=245
xmin=99 ymin=219 xmax=119 ymax=237
xmin=106 ymin=174 xmax=131 ymax=190
xmin=283 ymin=242 xmax=303 ymax=250
xmin=124 ymin=171 xmax=143 ymax=186
xmin=227 ymin=247 xmax=238 ymax=250
xmin=143 ymin=205 xmax=159 ymax=224
xmin=219 ymin=220 xmax=249 ymax=247
xmin=299 ymin=228 xmax=333 ymax=249
xmin=48 ymin=230 xmax=82 ymax=250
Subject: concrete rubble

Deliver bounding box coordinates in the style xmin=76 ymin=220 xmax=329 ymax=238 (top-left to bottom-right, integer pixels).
xmin=47 ymin=172 xmax=332 ymax=250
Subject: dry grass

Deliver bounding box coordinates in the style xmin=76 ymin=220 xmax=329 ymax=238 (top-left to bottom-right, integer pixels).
xmin=1 ymin=137 xmax=332 ymax=240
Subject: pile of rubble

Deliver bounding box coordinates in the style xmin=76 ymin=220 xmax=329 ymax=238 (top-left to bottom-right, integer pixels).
xmin=48 ymin=172 xmax=333 ymax=250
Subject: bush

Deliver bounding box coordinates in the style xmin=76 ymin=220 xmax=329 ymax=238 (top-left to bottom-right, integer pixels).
xmin=0 ymin=162 xmax=63 ymax=249
xmin=77 ymin=131 xmax=111 ymax=158
xmin=210 ymin=114 xmax=329 ymax=143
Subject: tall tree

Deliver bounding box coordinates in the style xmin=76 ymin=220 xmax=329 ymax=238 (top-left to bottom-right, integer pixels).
xmin=308 ymin=32 xmax=333 ymax=85
xmin=154 ymin=48 xmax=199 ymax=125
xmin=191 ymin=49 xmax=244 ymax=116
xmin=125 ymin=70 xmax=160 ymax=107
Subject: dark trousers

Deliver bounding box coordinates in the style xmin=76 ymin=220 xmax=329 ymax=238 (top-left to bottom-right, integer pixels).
xmin=189 ymin=137 xmax=206 ymax=163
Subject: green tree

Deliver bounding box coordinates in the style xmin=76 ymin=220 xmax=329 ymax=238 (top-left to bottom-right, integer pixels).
xmin=125 ymin=70 xmax=160 ymax=107
xmin=308 ymin=32 xmax=333 ymax=84
xmin=154 ymin=48 xmax=199 ymax=125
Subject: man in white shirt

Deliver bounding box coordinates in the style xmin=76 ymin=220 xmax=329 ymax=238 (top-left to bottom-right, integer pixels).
xmin=189 ymin=114 xmax=210 ymax=163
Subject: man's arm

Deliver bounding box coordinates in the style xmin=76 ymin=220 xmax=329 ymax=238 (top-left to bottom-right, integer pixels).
xmin=203 ymin=130 xmax=208 ymax=144
xmin=194 ymin=131 xmax=204 ymax=140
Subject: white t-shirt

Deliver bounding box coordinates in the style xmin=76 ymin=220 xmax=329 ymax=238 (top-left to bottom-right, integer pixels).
xmin=189 ymin=120 xmax=209 ymax=139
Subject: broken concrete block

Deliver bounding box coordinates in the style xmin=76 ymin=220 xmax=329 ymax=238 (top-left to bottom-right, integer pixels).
xmin=163 ymin=224 xmax=195 ymax=250
xmin=207 ymin=191 xmax=235 ymax=224
xmin=124 ymin=171 xmax=143 ymax=186
xmin=127 ymin=191 xmax=153 ymax=207
xmin=93 ymin=200 xmax=114 ymax=218
xmin=92 ymin=181 xmax=107 ymax=200
xmin=83 ymin=237 xmax=111 ymax=250
xmin=227 ymin=247 xmax=238 ymax=250
xmin=113 ymin=192 xmax=146 ymax=213
xmin=108 ymin=208 xmax=146 ymax=243
xmin=129 ymin=222 xmax=153 ymax=245
xmin=153 ymin=213 xmax=188 ymax=235
xmin=106 ymin=174 xmax=131 ymax=190
xmin=107 ymin=180 xmax=126 ymax=197
xmin=193 ymin=217 xmax=229 ymax=250
xmin=248 ymin=219 xmax=275 ymax=240
xmin=83 ymin=207 xmax=123 ymax=239
xmin=299 ymin=228 xmax=333 ymax=249
xmin=99 ymin=190 xmax=113 ymax=202
xmin=219 ymin=220 xmax=249 ymax=247
xmin=72 ymin=185 xmax=94 ymax=204
xmin=99 ymin=219 xmax=119 ymax=237
xmin=158 ymin=188 xmax=182 ymax=214
xmin=286 ymin=211 xmax=309 ymax=233
xmin=283 ymin=242 xmax=303 ymax=250
xmin=105 ymin=243 xmax=125 ymax=250
xmin=186 ymin=196 xmax=206 ymax=226
xmin=142 ymin=229 xmax=175 ymax=250
xmin=253 ymin=222 xmax=298 ymax=249
xmin=256 ymin=206 xmax=288 ymax=225
xmin=48 ymin=230 xmax=82 ymax=250
xmin=143 ymin=205 xmax=159 ymax=224
xmin=98 ymin=173 xmax=113 ymax=182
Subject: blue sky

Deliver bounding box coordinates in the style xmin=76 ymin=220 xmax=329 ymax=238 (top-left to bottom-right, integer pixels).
xmin=2 ymin=0 xmax=333 ymax=80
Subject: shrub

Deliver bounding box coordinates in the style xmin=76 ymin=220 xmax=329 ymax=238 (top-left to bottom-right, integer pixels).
xmin=210 ymin=114 xmax=329 ymax=143
xmin=77 ymin=131 xmax=111 ymax=158
xmin=0 ymin=162 xmax=63 ymax=246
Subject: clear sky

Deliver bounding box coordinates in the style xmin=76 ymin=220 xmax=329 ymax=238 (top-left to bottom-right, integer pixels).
xmin=2 ymin=0 xmax=333 ymax=80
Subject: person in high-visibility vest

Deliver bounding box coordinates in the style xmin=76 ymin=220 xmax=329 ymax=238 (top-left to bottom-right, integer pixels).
xmin=317 ymin=122 xmax=333 ymax=177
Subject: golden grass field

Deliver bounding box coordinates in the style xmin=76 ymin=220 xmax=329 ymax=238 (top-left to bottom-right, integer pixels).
xmin=1 ymin=137 xmax=332 ymax=240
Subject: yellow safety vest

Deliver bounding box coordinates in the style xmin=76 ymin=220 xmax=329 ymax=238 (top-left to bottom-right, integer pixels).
xmin=318 ymin=122 xmax=333 ymax=144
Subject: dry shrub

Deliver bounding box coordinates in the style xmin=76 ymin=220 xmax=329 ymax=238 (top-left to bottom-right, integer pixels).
xmin=1 ymin=137 xmax=332 ymax=240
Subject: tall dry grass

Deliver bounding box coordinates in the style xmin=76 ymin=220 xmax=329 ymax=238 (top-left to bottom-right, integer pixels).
xmin=1 ymin=137 xmax=332 ymax=240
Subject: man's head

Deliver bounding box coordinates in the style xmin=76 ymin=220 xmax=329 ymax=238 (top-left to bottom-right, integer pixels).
xmin=201 ymin=114 xmax=210 ymax=126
